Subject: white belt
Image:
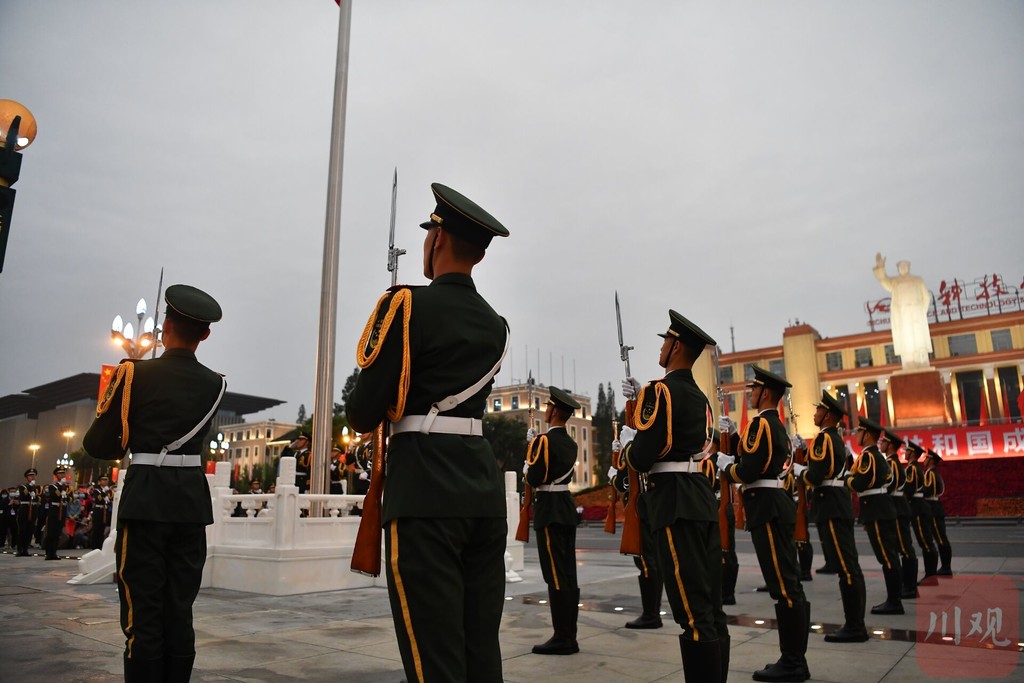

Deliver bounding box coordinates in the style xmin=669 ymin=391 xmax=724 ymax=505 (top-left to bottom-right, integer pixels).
xmin=821 ymin=479 xmax=847 ymax=488
xmin=391 ymin=415 xmax=483 ymax=436
xmin=131 ymin=453 xmax=202 ymax=467
xmin=859 ymin=487 xmax=887 ymax=497
xmin=912 ymin=493 xmax=925 ymax=498
xmin=535 ymin=484 xmax=570 ymax=492
xmin=925 ymin=496 xmax=939 ymax=501
xmin=745 ymin=479 xmax=785 ymax=490
xmin=649 ymin=461 xmax=704 ymax=474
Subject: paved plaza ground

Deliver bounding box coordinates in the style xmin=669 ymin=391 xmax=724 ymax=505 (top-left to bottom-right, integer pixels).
xmin=2 ymin=521 xmax=1022 ymax=682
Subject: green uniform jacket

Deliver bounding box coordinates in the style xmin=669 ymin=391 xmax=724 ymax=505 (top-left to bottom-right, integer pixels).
xmin=845 ymin=445 xmax=895 ymax=522
xmin=626 ymin=369 xmax=717 ymax=530
xmin=922 ymin=468 xmax=946 ymax=518
xmin=721 ymin=409 xmax=794 ymax=529
xmin=905 ymin=461 xmax=932 ymax=517
xmin=886 ymin=455 xmax=912 ymax=517
xmin=800 ymin=426 xmax=854 ymax=523
xmin=82 ymin=348 xmax=223 ymax=526
xmin=526 ymin=427 xmax=578 ymax=528
xmin=347 ymin=274 xmax=507 ymax=523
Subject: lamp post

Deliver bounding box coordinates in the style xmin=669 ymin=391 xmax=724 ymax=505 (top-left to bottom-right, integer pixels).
xmin=0 ymin=99 xmax=38 ymax=274
xmin=111 ymin=298 xmax=160 ymax=359
xmin=209 ymin=432 xmax=230 ymax=461
xmin=28 ymin=443 xmax=40 ymax=470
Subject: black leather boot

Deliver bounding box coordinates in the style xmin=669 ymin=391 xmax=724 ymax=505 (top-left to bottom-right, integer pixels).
xmin=679 ymin=635 xmax=722 ymax=683
xmin=124 ymin=656 xmax=164 ymax=683
xmin=919 ymin=550 xmax=939 ymax=585
xmin=937 ymin=543 xmax=953 ymax=576
xmin=870 ymin=566 xmax=905 ymax=615
xmin=797 ymin=542 xmax=813 ymax=582
xmin=625 ymin=575 xmax=663 ymax=629
xmin=825 ymin=579 xmax=869 ymax=643
xmin=532 ymin=587 xmax=579 ymax=655
xmin=752 ymin=603 xmax=810 ymax=682
xmin=901 ymin=556 xmax=919 ymax=599
xmin=719 ymin=633 xmax=731 ymax=683
xmin=165 ymin=655 xmax=196 ymax=683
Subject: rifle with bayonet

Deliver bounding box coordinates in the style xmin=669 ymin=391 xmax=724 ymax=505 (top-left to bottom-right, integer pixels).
xmin=712 ymin=345 xmax=733 ymax=552
xmin=604 ymin=416 xmax=620 ymax=534
xmin=615 ymin=292 xmax=642 ymax=556
xmin=350 ymin=171 xmax=404 ymax=578
xmin=515 ymin=372 xmax=536 ymax=543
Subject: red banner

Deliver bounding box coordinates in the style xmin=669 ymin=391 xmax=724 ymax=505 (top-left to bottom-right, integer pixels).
xmin=846 ymin=422 xmax=1024 ymax=461
xmin=98 ymin=364 xmax=116 ymax=404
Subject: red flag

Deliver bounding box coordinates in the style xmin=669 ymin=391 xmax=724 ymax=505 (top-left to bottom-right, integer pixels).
xmin=740 ymin=398 xmax=749 ymax=433
xmin=879 ymin=398 xmax=888 ymax=427
xmin=98 ymin=364 xmax=116 ymax=404
xmin=778 ymin=399 xmax=786 ymax=426
xmin=979 ymin=386 xmax=989 ymax=427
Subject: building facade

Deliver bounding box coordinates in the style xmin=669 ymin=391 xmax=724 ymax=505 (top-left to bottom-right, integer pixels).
xmin=215 ymin=420 xmax=299 ymax=474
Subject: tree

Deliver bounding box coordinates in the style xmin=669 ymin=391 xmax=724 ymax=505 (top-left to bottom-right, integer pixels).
xmin=336 ymin=368 xmax=361 ymax=416
xmin=296 ymin=403 xmax=307 ymax=425
xmin=483 ymin=414 xmax=528 ymax=491
xmin=591 ymin=381 xmax=618 ymax=477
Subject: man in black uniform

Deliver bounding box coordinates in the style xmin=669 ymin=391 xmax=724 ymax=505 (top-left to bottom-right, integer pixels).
xmin=41 ymin=466 xmax=69 ymax=560
xmin=0 ymin=486 xmax=14 ymax=549
xmin=526 ymin=386 xmax=582 ymax=655
xmin=329 ymin=445 xmax=345 ymax=494
xmin=880 ymin=429 xmax=918 ymax=598
xmin=347 ymin=183 xmax=510 ymax=683
xmin=845 ymin=417 xmax=903 ymax=615
xmin=903 ymin=440 xmax=938 ymax=582
xmin=719 ymin=365 xmax=809 ymax=682
xmin=83 ymin=284 xmax=225 ymax=683
xmin=89 ymin=476 xmax=113 ymax=550
xmin=922 ymin=450 xmax=953 ymax=576
xmin=15 ymin=468 xmax=40 ymax=556
xmin=794 ymin=391 xmax=868 ymax=643
xmin=623 ymin=310 xmax=727 ymax=683
xmin=291 ymin=434 xmax=312 ymax=494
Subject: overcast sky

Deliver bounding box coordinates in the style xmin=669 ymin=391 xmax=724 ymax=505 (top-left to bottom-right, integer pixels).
xmin=2 ymin=1 xmax=1022 ymax=424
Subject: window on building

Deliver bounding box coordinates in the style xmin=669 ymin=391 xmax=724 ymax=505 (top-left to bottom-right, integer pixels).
xmin=719 ymin=366 xmax=734 ymax=384
xmin=884 ymin=344 xmax=898 ymax=365
xmin=511 ymin=395 xmax=519 ymax=410
xmin=246 ymin=430 xmax=251 ymax=440
xmin=570 ymin=426 xmax=577 ymax=439
xmin=535 ymin=397 xmax=541 ymax=411
xmin=581 ymin=406 xmax=587 ymax=419
xmin=743 ymin=363 xmax=756 ymax=381
xmin=825 ymin=352 xmax=843 ymax=372
xmin=948 ymin=333 xmax=978 ymax=357
xmin=997 ymin=366 xmax=1022 ymax=421
xmin=833 ymin=384 xmax=851 ymax=421
xmin=992 ymin=329 xmax=1013 ymax=352
xmin=265 ymin=428 xmax=271 ymax=439
xmin=854 ymin=348 xmax=873 ymax=368
xmin=582 ymin=427 xmax=587 ymax=442
xmin=725 ymin=394 xmax=737 ymax=414
xmin=863 ymin=381 xmax=881 ymax=423
xmin=769 ymin=359 xmax=786 ymax=378
xmin=492 ymin=398 xmax=502 ymax=412
xmin=955 ymin=370 xmax=985 ymax=426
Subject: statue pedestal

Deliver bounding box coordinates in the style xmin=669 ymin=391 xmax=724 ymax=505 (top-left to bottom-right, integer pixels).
xmin=889 ymin=369 xmax=950 ymax=427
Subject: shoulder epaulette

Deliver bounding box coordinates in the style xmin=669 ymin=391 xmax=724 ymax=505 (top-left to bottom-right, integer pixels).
xmin=356 ymin=287 xmax=414 ymax=420
xmin=634 ymin=381 xmax=672 ymax=458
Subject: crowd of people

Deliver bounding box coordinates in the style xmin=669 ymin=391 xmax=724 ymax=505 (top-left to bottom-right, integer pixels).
xmin=1 ymin=467 xmax=115 ymax=557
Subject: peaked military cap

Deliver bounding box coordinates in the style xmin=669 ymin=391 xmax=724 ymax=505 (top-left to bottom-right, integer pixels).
xmin=547 ymin=386 xmax=581 ymax=414
xmin=419 ymin=183 xmax=510 ymax=250
xmin=856 ymin=416 xmax=883 ymax=436
xmin=165 ymin=284 xmax=222 ymax=323
xmin=882 ymin=428 xmax=903 ymax=448
xmin=746 ymin=364 xmax=791 ymax=393
xmin=814 ymin=390 xmax=847 ymax=417
xmin=657 ymin=309 xmax=716 ymax=353
xmin=53 ymin=466 xmax=67 ymax=476
xmin=905 ymin=439 xmax=924 ymax=456
xmin=24 ymin=468 xmax=38 ymax=477
xmin=926 ymin=448 xmax=943 ymax=463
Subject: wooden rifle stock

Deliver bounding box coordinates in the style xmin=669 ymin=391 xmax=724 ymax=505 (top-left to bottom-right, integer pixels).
xmin=717 ymin=429 xmax=732 ymax=551
xmin=604 ymin=419 xmax=621 ymax=534
xmin=350 ymin=423 xmax=386 ymax=577
xmin=515 ymin=482 xmax=532 ymax=542
xmin=618 ymin=398 xmax=642 ymax=556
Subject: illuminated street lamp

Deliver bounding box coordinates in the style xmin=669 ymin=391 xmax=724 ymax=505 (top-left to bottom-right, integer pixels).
xmin=28 ymin=443 xmax=40 ymax=469
xmin=0 ymin=99 xmax=38 ymax=274
xmin=111 ymin=297 xmax=160 ymax=359
xmin=209 ymin=432 xmax=230 ymax=461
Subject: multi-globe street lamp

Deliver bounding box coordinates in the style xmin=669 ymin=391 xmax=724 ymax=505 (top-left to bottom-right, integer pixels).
xmin=111 ymin=298 xmax=160 ymax=359
xmin=0 ymin=99 xmax=38 ymax=274
xmin=209 ymin=432 xmax=230 ymax=461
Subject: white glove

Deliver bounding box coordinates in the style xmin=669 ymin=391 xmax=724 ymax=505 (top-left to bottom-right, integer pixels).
xmin=621 ymin=377 xmax=641 ymax=400
xmin=619 ymin=426 xmax=637 ymax=447
xmin=792 ymin=463 xmax=808 ymax=477
xmin=718 ymin=415 xmax=737 ymax=435
xmin=522 ymin=461 xmax=530 ymax=475
xmin=791 ymin=435 xmax=807 ymax=452
xmin=526 ymin=428 xmax=537 ymax=443
xmin=607 ymin=466 xmax=617 ymax=481
xmin=611 ymin=439 xmax=621 ymax=452
xmin=358 ymin=472 xmax=368 ymax=480
xmin=716 ymin=453 xmax=735 ymax=471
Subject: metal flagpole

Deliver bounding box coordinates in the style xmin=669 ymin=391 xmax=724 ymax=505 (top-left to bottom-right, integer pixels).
xmin=311 ymin=0 xmax=353 ymax=497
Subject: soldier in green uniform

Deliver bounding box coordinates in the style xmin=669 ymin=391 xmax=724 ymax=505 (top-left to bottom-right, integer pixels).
xmin=83 ymin=284 xmax=225 ymax=683
xmin=610 ymin=426 xmax=667 ymax=626
xmin=844 ymin=417 xmax=903 ymax=615
xmin=922 ymin=450 xmax=953 ymax=576
xmin=622 ymin=310 xmax=727 ymax=683
xmin=794 ymin=391 xmax=868 ymax=643
xmin=89 ymin=476 xmax=113 ymax=550
xmin=719 ymin=365 xmax=810 ymax=683
xmin=347 ymin=183 xmax=510 ymax=683
xmin=526 ymin=386 xmax=582 ymax=655
xmin=880 ymin=429 xmax=918 ymax=598
xmin=903 ymin=440 xmax=938 ymax=582
xmin=15 ymin=468 xmax=40 ymax=556
xmin=41 ymin=466 xmax=69 ymax=560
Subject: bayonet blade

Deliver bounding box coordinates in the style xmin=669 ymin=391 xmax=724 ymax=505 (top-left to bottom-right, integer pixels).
xmin=614 ymin=291 xmax=632 ymax=378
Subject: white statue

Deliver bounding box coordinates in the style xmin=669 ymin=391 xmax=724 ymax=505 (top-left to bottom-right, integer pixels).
xmin=873 ymin=253 xmax=933 ymax=371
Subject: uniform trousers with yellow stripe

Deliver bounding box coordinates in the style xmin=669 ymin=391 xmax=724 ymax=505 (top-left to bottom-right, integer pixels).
xmin=815 ymin=517 xmax=863 ymax=587
xmin=114 ymin=521 xmax=207 ymax=666
xmin=537 ymin=523 xmax=578 ymax=590
xmin=864 ymin=518 xmax=900 ymax=571
xmin=651 ymin=518 xmax=728 ymax=641
xmin=748 ymin=518 xmax=806 ymax=608
xmin=384 ymin=517 xmax=506 ymax=683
